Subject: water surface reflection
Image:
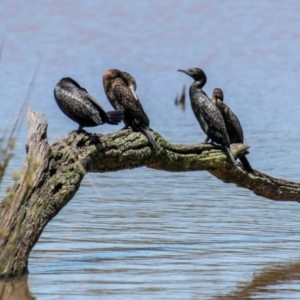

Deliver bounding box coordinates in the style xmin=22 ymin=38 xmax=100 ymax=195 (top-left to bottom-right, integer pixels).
xmin=0 ymin=276 xmax=34 ymax=300
xmin=1 ymin=0 xmax=300 ymax=299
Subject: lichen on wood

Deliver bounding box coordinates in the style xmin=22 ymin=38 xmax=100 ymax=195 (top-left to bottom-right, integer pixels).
xmin=0 ymin=108 xmax=299 ymax=278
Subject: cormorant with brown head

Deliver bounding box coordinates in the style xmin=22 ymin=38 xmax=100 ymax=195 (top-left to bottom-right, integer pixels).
xmin=178 ymin=68 xmax=237 ymax=170
xmin=54 ymin=77 xmax=124 ymax=132
xmin=103 ymin=69 xmax=159 ymax=150
xmin=211 ymin=88 xmax=253 ymax=172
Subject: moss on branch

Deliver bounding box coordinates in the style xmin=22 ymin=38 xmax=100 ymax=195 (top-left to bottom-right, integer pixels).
xmin=0 ymin=108 xmax=299 ymax=278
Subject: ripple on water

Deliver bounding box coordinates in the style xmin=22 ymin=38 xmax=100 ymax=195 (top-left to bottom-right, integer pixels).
xmin=1 ymin=0 xmax=300 ymax=299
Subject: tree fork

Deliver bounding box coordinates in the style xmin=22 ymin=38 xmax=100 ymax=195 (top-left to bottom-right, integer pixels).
xmin=0 ymin=108 xmax=299 ymax=278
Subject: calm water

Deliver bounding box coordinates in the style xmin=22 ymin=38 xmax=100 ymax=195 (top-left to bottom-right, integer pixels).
xmin=1 ymin=0 xmax=300 ymax=299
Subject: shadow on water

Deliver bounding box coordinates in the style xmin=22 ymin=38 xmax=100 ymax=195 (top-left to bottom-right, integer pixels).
xmin=0 ymin=276 xmax=35 ymax=300
xmin=215 ymin=260 xmax=300 ymax=300
xmin=2 ymin=259 xmax=300 ymax=300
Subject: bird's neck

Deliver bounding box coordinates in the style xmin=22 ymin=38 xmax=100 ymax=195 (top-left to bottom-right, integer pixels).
xmin=190 ymin=80 xmax=205 ymax=94
xmin=188 ymin=78 xmax=210 ymax=107
xmin=196 ymin=76 xmax=206 ymax=87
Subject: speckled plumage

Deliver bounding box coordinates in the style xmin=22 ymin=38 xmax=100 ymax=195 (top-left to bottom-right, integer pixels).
xmin=122 ymin=71 xmax=137 ymax=91
xmin=54 ymin=77 xmax=124 ymax=132
xmin=103 ymin=69 xmax=159 ymax=150
xmin=178 ymin=68 xmax=237 ymax=170
xmin=212 ymin=88 xmax=253 ymax=172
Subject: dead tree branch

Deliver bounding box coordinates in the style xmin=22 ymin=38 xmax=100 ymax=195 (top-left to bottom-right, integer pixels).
xmin=0 ymin=108 xmax=299 ymax=278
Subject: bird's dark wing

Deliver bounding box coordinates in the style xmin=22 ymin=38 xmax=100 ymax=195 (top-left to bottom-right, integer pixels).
xmin=55 ymin=86 xmax=104 ymax=125
xmin=191 ymin=91 xmax=228 ymax=144
xmin=216 ymin=101 xmax=244 ymax=143
xmin=226 ymin=108 xmax=244 ymax=142
xmin=201 ymin=100 xmax=227 ymax=136
xmin=113 ymin=80 xmax=150 ymax=126
xmin=85 ymin=93 xmax=110 ymax=122
xmin=106 ymin=89 xmax=124 ymax=110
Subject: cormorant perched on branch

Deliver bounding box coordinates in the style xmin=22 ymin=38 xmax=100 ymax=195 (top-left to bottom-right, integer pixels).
xmin=178 ymin=68 xmax=237 ymax=170
xmin=54 ymin=77 xmax=124 ymax=132
xmin=211 ymin=88 xmax=253 ymax=172
xmin=103 ymin=69 xmax=159 ymax=150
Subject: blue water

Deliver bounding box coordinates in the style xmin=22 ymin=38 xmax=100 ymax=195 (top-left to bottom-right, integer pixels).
xmin=1 ymin=0 xmax=300 ymax=299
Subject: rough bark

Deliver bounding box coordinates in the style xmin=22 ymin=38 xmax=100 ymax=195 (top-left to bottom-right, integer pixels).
xmin=0 ymin=108 xmax=299 ymax=278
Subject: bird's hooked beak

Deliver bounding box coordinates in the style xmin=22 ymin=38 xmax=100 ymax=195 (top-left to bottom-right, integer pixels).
xmin=178 ymin=69 xmax=190 ymax=76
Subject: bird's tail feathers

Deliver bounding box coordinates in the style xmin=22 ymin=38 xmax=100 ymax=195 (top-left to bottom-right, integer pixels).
xmin=105 ymin=110 xmax=124 ymax=125
xmin=239 ymin=155 xmax=253 ymax=173
xmin=224 ymin=146 xmax=237 ymax=170
xmin=139 ymin=126 xmax=159 ymax=150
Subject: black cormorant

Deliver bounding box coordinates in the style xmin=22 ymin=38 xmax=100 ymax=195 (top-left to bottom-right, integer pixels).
xmin=103 ymin=69 xmax=159 ymax=150
xmin=178 ymin=68 xmax=237 ymax=170
xmin=211 ymin=88 xmax=253 ymax=172
xmin=54 ymin=77 xmax=124 ymax=132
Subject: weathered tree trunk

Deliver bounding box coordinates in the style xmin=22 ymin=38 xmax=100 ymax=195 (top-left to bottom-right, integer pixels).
xmin=0 ymin=108 xmax=299 ymax=278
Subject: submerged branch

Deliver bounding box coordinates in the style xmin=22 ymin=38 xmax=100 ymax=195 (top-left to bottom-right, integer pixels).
xmin=0 ymin=108 xmax=299 ymax=278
